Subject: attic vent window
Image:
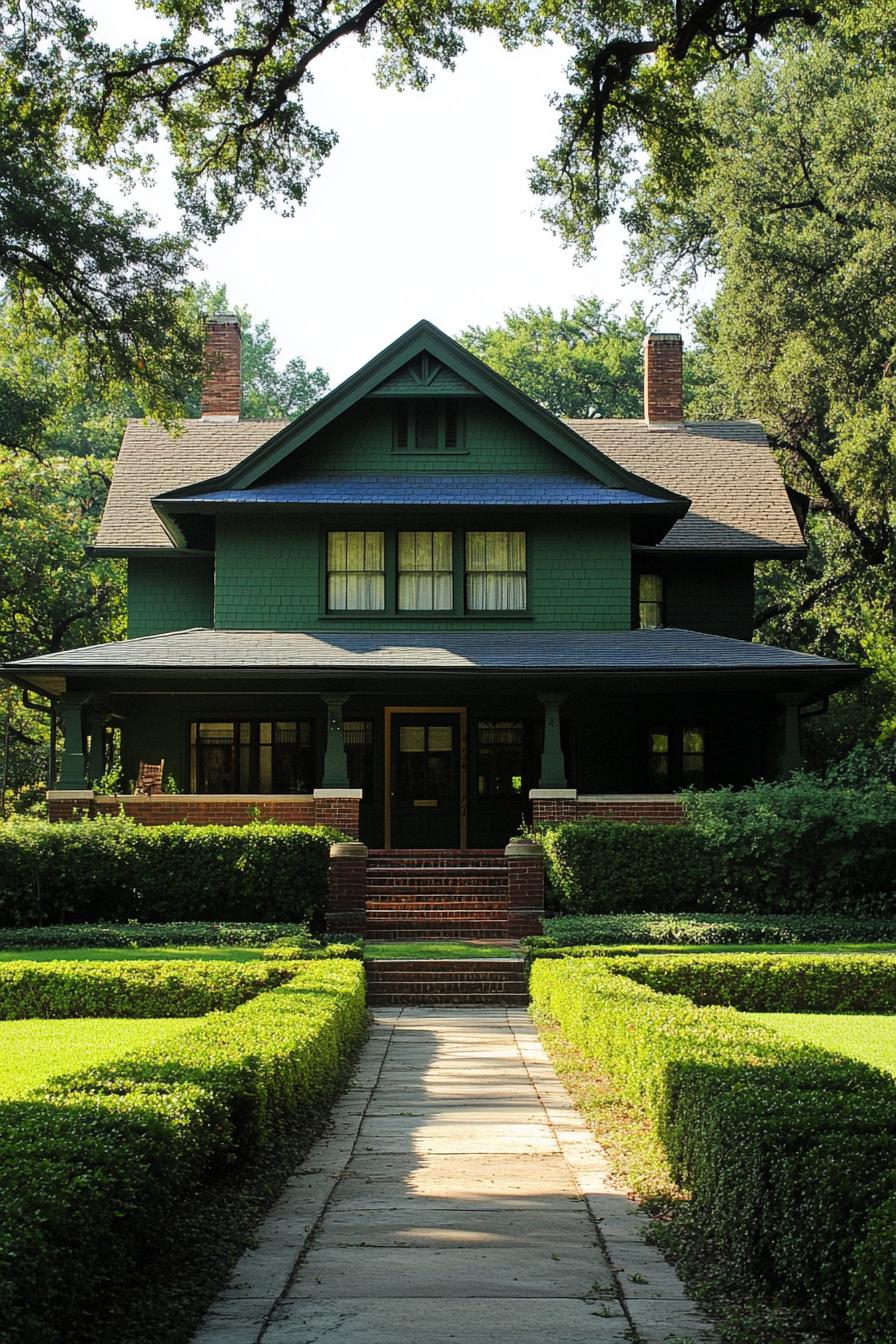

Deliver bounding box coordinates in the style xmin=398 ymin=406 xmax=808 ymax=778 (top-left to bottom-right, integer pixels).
xmin=393 ymin=400 xmax=465 ymax=454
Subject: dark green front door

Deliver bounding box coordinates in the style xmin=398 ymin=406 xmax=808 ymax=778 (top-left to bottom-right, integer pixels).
xmin=389 ymin=711 xmax=463 ymax=848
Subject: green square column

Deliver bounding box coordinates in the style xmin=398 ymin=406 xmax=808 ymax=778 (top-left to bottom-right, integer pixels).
xmin=321 ymin=694 xmax=350 ymax=789
xmin=58 ymin=695 xmax=88 ymax=789
xmin=538 ymin=692 xmax=568 ymax=789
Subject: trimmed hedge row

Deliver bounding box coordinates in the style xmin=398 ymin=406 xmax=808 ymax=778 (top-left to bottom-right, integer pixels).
xmin=607 ymin=952 xmax=896 ymax=1013
xmin=537 ymin=912 xmax=896 ymax=946
xmin=0 ymin=959 xmax=366 ymax=1343
xmin=0 ymin=818 xmax=343 ymax=926
xmin=529 ymin=956 xmax=896 ymax=1337
xmin=0 ymin=921 xmax=315 ymax=950
xmin=0 ymin=960 xmax=293 ymax=1019
xmin=535 ymin=778 xmax=896 ymax=915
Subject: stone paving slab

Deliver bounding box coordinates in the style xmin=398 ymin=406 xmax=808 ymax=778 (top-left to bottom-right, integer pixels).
xmin=192 ymin=1008 xmax=719 ymax=1344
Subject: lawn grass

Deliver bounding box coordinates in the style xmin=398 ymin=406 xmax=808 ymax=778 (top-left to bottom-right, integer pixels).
xmin=363 ymin=940 xmax=522 ymax=959
xmin=0 ymin=1017 xmax=196 ymax=1097
xmin=745 ymin=1012 xmax=896 ymax=1075
xmin=0 ymin=946 xmax=265 ymax=963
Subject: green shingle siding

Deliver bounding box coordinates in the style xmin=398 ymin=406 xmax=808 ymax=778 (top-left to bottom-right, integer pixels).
xmin=277 ymin=400 xmax=565 ymax=475
xmin=128 ymin=557 xmax=214 ymax=637
xmin=213 ymin=515 xmax=631 ymax=631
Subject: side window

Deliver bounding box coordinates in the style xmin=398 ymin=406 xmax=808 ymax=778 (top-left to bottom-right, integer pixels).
xmin=327 ymin=531 xmax=385 ymax=611
xmin=344 ymin=720 xmax=375 ymax=793
xmin=639 ymin=573 xmax=664 ymax=628
xmin=465 ymin=531 xmax=527 ymax=611
xmin=477 ymin=720 xmax=524 ymax=798
xmin=647 ymin=724 xmax=704 ymax=790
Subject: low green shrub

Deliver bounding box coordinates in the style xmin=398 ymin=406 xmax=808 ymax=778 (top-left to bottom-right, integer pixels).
xmin=0 ymin=960 xmax=292 ymax=1019
xmin=262 ymin=942 xmax=363 ymax=961
xmin=608 ymin=952 xmax=896 ymax=1013
xmin=529 ymin=956 xmax=896 ymax=1333
xmin=533 ymin=776 xmax=896 ymax=916
xmin=0 ymin=817 xmax=344 ymax=927
xmin=0 ymin=920 xmax=315 ymax=950
xmin=0 ymin=959 xmax=366 ymax=1343
xmin=536 ymin=819 xmax=713 ymax=913
xmin=536 ymin=911 xmax=896 ymax=946
xmin=850 ymin=1191 xmax=896 ymax=1344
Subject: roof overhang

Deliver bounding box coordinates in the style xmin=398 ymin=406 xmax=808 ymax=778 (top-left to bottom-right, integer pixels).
xmin=3 ymin=628 xmax=867 ymax=704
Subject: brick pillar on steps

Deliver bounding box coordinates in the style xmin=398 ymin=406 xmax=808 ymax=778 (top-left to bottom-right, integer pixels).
xmin=504 ymin=837 xmax=544 ymax=938
xmin=326 ymin=841 xmax=368 ymax=937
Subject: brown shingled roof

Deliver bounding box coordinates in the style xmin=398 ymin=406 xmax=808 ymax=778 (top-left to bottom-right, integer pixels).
xmin=94 ymin=419 xmax=289 ymax=551
xmin=567 ymin=419 xmax=804 ymax=553
xmin=95 ymin=415 xmax=804 ymax=555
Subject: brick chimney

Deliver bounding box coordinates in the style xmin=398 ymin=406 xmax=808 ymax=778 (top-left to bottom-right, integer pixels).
xmin=643 ymin=332 xmax=684 ymax=428
xmin=200 ymin=314 xmax=241 ymax=419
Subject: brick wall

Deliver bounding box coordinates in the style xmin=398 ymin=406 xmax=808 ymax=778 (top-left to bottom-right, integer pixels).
xmin=644 ymin=333 xmax=683 ymax=425
xmin=47 ymin=793 xmax=361 ymax=836
xmin=532 ymin=795 xmax=685 ymax=826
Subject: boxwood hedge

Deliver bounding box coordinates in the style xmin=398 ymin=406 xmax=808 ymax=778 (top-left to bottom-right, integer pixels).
xmin=0 ymin=959 xmax=366 ymax=1343
xmin=534 ymin=777 xmax=896 ymax=915
xmin=0 ymin=960 xmax=293 ymax=1019
xmin=0 ymin=818 xmax=343 ymax=927
xmin=529 ymin=956 xmax=896 ymax=1336
xmin=537 ymin=911 xmax=896 ymax=946
xmin=605 ymin=952 xmax=896 ymax=1013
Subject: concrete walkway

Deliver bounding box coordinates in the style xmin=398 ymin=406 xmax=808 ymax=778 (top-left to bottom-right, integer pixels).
xmin=193 ymin=1010 xmax=718 ymax=1344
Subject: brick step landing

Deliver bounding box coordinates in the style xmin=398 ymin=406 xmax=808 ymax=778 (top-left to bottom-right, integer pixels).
xmin=365 ymin=958 xmax=529 ymax=1007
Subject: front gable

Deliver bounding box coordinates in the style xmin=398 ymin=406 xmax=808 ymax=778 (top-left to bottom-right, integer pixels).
xmin=155 ymin=321 xmax=688 ymax=503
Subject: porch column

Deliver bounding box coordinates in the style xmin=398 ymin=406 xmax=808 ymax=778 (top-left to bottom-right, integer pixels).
xmin=537 ymin=692 xmax=568 ymax=789
xmin=320 ymin=694 xmax=350 ymax=788
xmin=86 ymin=716 xmax=106 ymax=786
xmin=57 ymin=694 xmax=88 ymax=789
xmin=777 ymin=693 xmax=804 ymax=777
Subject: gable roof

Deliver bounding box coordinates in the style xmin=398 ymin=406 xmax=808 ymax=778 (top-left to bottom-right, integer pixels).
xmin=93 ymin=321 xmax=804 ymax=557
xmin=569 ymin=419 xmax=804 ymax=554
xmin=155 ymin=321 xmax=684 ymax=504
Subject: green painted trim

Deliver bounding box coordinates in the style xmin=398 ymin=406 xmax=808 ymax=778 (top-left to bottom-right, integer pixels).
xmin=153 ymin=321 xmax=690 ymax=504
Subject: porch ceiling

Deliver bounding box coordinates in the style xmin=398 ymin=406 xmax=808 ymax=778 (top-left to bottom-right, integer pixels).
xmin=3 ymin=627 xmax=865 ymax=699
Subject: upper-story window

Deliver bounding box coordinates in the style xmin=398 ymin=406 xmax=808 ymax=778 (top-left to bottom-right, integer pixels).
xmin=466 ymin=531 xmax=527 ymax=611
xmin=327 ymin=530 xmax=385 ymax=611
xmin=398 ymin=531 xmax=453 ymax=611
xmin=393 ymin=400 xmax=462 ymax=454
xmin=638 ymin=573 xmax=664 ymax=628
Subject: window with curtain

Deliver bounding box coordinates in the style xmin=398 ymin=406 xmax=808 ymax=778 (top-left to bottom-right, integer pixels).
xmin=647 ymin=724 xmax=704 ymax=790
xmin=639 ymin=573 xmax=664 ymax=628
xmin=398 ymin=531 xmax=453 ymax=610
xmin=344 ymin=719 xmax=375 ymax=792
xmin=190 ymin=721 xmax=314 ymax=793
xmin=477 ymin=720 xmax=524 ymax=798
xmin=327 ymin=531 xmax=385 ymax=611
xmin=465 ymin=531 xmax=527 ymax=611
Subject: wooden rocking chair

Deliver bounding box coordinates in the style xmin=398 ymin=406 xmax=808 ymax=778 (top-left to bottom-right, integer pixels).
xmin=134 ymin=760 xmax=165 ymax=796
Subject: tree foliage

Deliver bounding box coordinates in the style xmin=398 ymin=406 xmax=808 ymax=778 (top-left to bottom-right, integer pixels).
xmin=0 ymin=285 xmax=328 ymax=797
xmin=2 ymin=0 xmax=880 ymax=393
xmin=628 ymin=38 xmax=896 ymax=747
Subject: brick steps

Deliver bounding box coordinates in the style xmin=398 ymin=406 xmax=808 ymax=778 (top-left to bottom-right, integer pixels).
xmin=365 ymin=958 xmax=529 ymax=1006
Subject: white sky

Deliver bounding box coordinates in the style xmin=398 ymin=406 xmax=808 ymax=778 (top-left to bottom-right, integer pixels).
xmin=86 ymin=4 xmax=705 ymax=384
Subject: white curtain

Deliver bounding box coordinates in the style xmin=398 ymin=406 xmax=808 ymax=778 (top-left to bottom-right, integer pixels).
xmin=328 ymin=531 xmax=385 ymax=610
xmin=398 ymin=531 xmax=453 ymax=610
xmin=465 ymin=531 xmax=526 ymax=611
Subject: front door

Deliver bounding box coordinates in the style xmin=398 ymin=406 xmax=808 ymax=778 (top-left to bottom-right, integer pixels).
xmin=387 ymin=710 xmax=465 ymax=848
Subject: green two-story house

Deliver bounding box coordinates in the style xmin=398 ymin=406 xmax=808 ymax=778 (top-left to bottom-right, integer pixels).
xmin=5 ymin=318 xmax=862 ymax=848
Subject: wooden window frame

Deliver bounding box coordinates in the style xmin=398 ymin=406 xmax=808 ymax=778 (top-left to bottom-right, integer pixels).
xmin=637 ymin=572 xmax=665 ymax=629
xmin=187 ymin=719 xmax=316 ymax=794
xmin=325 ymin=530 xmax=386 ymax=614
xmin=464 ymin=530 xmax=529 ymax=614
xmin=392 ymin=400 xmax=466 ymax=455
xmin=646 ymin=722 xmax=705 ymax=791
